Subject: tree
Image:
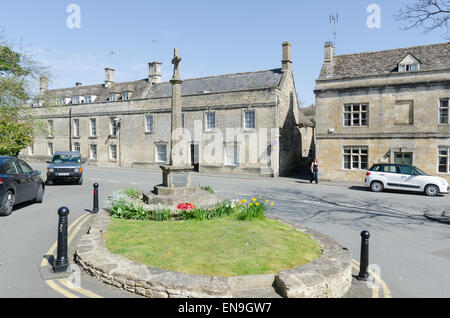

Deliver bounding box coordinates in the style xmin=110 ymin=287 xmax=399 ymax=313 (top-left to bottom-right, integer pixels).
xmin=0 ymin=36 xmax=48 ymax=157
xmin=395 ymin=0 xmax=450 ymax=39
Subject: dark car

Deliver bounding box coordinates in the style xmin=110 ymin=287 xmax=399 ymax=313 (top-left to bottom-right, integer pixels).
xmin=46 ymin=151 xmax=84 ymax=185
xmin=0 ymin=156 xmax=45 ymax=216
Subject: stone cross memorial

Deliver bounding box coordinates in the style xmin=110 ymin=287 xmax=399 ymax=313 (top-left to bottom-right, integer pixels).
xmin=157 ymin=48 xmax=194 ymax=193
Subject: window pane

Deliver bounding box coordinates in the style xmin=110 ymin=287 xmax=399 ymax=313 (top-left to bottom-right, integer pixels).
xmin=146 ymin=116 xmax=153 ymax=132
xmin=344 ymin=155 xmax=351 ymax=169
xmin=344 ymin=105 xmax=351 ymax=112
xmin=361 ymin=112 xmax=367 ymax=126
xmin=353 ymin=113 xmax=360 ymax=126
xmin=439 ymin=148 xmax=448 ymax=156
xmin=352 ymin=156 xmax=359 ymax=169
xmin=353 ymin=104 xmax=360 ymax=112
xmin=344 ymin=147 xmax=351 ymax=154
xmin=361 ymin=156 xmax=368 ymax=170
xmin=207 ymin=113 xmax=215 ymax=130
xmin=157 ymin=145 xmax=167 ymax=163
xmin=344 ymin=113 xmax=351 ymax=126
xmin=245 ymin=111 xmax=255 ymax=129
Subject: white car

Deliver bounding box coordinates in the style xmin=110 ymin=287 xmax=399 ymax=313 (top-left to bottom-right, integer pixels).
xmin=365 ymin=164 xmax=449 ymax=196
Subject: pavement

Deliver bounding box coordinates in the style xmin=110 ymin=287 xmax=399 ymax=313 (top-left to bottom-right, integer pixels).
xmin=1 ymin=163 xmax=449 ymax=298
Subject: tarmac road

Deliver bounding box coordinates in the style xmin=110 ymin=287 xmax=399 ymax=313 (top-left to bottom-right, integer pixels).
xmin=1 ymin=164 xmax=449 ymax=298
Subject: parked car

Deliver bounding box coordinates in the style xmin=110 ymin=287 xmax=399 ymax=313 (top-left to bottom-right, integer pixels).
xmin=46 ymin=151 xmax=84 ymax=185
xmin=0 ymin=156 xmax=45 ymax=216
xmin=365 ymin=164 xmax=449 ymax=196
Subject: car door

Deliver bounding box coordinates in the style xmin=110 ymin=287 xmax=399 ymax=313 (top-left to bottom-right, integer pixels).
xmin=2 ymin=159 xmax=27 ymax=204
xmin=16 ymin=159 xmax=39 ymax=201
xmin=380 ymin=165 xmax=401 ymax=190
xmin=397 ymin=165 xmax=422 ymax=191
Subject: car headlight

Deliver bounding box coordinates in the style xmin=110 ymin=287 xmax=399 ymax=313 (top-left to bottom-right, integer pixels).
xmin=48 ymin=168 xmax=54 ymax=173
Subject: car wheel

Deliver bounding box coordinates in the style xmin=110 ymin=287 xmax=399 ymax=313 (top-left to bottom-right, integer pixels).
xmin=46 ymin=179 xmax=53 ymax=186
xmin=0 ymin=191 xmax=15 ymax=217
xmin=425 ymin=185 xmax=439 ymax=197
xmin=35 ymin=184 xmax=44 ymax=203
xmin=371 ymin=181 xmax=384 ymax=193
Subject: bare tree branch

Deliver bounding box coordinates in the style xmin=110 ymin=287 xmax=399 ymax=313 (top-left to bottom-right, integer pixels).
xmin=395 ymin=0 xmax=450 ymax=39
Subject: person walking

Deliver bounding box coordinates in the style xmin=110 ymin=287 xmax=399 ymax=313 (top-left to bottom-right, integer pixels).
xmin=310 ymin=158 xmax=319 ymax=184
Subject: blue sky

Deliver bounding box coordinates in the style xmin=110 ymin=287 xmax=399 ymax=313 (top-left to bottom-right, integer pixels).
xmin=0 ymin=0 xmax=446 ymax=106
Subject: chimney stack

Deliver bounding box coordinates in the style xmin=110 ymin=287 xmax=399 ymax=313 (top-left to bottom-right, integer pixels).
xmin=282 ymin=41 xmax=292 ymax=71
xmin=40 ymin=77 xmax=48 ymax=95
xmin=104 ymin=67 xmax=115 ymax=88
xmin=148 ymin=62 xmax=162 ymax=84
xmin=75 ymin=82 xmax=82 ymax=87
xmin=324 ymin=41 xmax=334 ymax=63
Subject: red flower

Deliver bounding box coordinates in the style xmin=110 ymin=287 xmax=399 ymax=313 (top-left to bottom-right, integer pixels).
xmin=177 ymin=203 xmax=195 ymax=211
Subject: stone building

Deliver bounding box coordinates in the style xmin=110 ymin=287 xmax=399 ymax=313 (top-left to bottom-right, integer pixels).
xmin=315 ymin=42 xmax=450 ymax=182
xmin=23 ymin=42 xmax=314 ymax=177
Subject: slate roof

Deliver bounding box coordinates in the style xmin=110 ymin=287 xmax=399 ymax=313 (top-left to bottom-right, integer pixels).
xmin=43 ymin=69 xmax=284 ymax=103
xmin=319 ymin=42 xmax=450 ymax=80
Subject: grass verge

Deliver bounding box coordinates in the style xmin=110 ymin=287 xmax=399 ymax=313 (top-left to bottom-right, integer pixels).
xmin=105 ymin=216 xmax=322 ymax=277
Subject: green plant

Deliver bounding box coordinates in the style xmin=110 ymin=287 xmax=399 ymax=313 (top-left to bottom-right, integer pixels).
xmin=109 ymin=200 xmax=149 ymax=221
xmin=123 ymin=187 xmax=142 ymax=200
xmin=237 ymin=197 xmax=273 ymax=221
xmin=200 ymin=185 xmax=214 ymax=193
xmin=149 ymin=209 xmax=172 ymax=221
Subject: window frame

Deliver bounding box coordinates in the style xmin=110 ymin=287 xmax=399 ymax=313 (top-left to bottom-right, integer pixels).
xmin=439 ymin=99 xmax=449 ymax=125
xmin=343 ymin=103 xmax=369 ymax=127
xmin=145 ymin=115 xmax=154 ymax=133
xmin=155 ymin=144 xmax=168 ymax=164
xmin=244 ymin=110 xmax=256 ymax=130
xmin=90 ymin=118 xmax=97 ymax=137
xmin=89 ymin=144 xmax=98 ymax=160
xmin=109 ymin=144 xmax=118 ymax=161
xmin=343 ymin=146 xmax=369 ymax=171
xmin=438 ymin=146 xmax=450 ymax=174
xmin=205 ymin=112 xmax=216 ymax=132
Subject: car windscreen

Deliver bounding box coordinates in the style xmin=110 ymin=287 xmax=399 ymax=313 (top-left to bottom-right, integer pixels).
xmin=414 ymin=167 xmax=429 ymax=176
xmin=51 ymin=154 xmax=81 ymax=164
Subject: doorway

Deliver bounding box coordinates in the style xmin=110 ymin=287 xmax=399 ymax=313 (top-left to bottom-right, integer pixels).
xmin=191 ymin=144 xmax=199 ymax=172
xmin=394 ymin=152 xmax=413 ymax=165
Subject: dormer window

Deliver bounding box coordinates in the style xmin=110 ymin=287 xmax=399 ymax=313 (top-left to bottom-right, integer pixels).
xmin=85 ymin=95 xmax=92 ymax=103
xmin=122 ymin=92 xmax=131 ymax=100
xmin=109 ymin=93 xmax=118 ymax=101
xmin=398 ymin=54 xmax=421 ymax=73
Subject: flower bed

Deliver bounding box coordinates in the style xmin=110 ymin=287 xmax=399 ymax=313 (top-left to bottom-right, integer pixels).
xmin=104 ymin=188 xmax=275 ymax=222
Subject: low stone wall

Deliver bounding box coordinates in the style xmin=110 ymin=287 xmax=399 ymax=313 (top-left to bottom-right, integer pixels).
xmin=74 ymin=210 xmax=352 ymax=298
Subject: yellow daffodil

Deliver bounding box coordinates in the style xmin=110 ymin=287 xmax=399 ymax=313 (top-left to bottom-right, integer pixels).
xmin=249 ymin=203 xmax=253 ymax=206
xmin=256 ymin=203 xmax=260 ymax=206
xmin=265 ymin=200 xmax=269 ymax=203
xmin=252 ymin=198 xmax=257 ymax=202
xmin=271 ymin=202 xmax=274 ymax=207
xmin=240 ymin=199 xmax=247 ymax=204
xmin=258 ymin=195 xmax=262 ymax=199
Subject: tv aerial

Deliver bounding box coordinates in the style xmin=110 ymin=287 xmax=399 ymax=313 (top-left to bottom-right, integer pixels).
xmin=329 ymin=13 xmax=339 ymax=51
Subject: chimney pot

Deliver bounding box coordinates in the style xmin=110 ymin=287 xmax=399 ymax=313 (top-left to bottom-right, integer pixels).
xmin=148 ymin=62 xmax=162 ymax=84
xmin=76 ymin=82 xmax=82 ymax=87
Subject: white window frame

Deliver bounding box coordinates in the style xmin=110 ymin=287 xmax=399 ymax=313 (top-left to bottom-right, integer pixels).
xmin=110 ymin=144 xmax=118 ymax=161
xmin=438 ymin=147 xmax=450 ymax=174
xmin=73 ymin=119 xmax=80 ymax=137
xmin=48 ymin=120 xmax=54 ymax=137
xmin=85 ymin=95 xmax=92 ymax=103
xmin=155 ymin=144 xmax=168 ymax=163
xmin=343 ymin=146 xmax=369 ymax=170
xmin=90 ymin=144 xmax=97 ymax=160
xmin=90 ymin=118 xmax=97 ymax=137
xmin=109 ymin=93 xmax=117 ymax=101
xmin=110 ymin=118 xmax=118 ymax=137
xmin=206 ymin=112 xmax=216 ymax=132
xmin=439 ymin=99 xmax=449 ymax=125
xmin=244 ymin=110 xmax=256 ymax=130
xmin=145 ymin=115 xmax=154 ymax=133
xmin=48 ymin=143 xmax=54 ymax=156
xmin=344 ymin=103 xmax=369 ymax=127
xmin=224 ymin=142 xmax=239 ymax=166
xmin=73 ymin=142 xmax=81 ymax=153
xmin=122 ymin=92 xmax=130 ymax=100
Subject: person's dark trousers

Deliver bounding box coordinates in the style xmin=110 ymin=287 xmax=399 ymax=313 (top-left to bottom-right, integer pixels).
xmin=310 ymin=172 xmax=318 ymax=184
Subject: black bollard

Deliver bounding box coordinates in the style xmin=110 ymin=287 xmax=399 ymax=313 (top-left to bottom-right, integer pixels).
xmin=54 ymin=207 xmax=70 ymax=273
xmin=93 ymin=183 xmax=99 ymax=213
xmin=358 ymin=230 xmax=371 ymax=281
